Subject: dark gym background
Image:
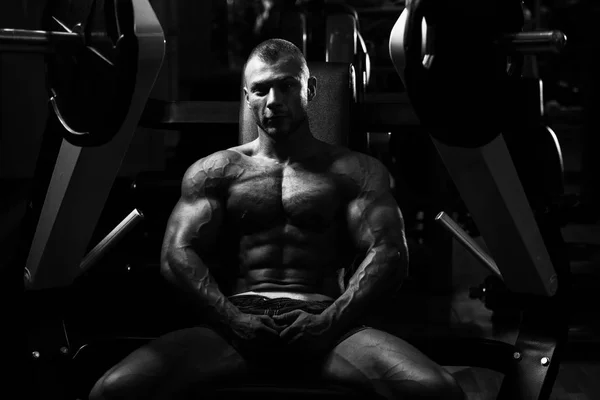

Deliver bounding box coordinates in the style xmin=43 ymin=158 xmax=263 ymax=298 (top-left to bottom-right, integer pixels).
xmin=2 ymin=0 xmax=600 ymax=399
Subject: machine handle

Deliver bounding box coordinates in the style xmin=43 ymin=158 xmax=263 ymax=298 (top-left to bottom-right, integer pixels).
xmin=435 ymin=211 xmax=504 ymax=281
xmin=0 ymin=28 xmax=82 ymax=53
xmin=497 ymin=30 xmax=567 ymax=54
xmin=79 ymin=209 xmax=145 ymax=274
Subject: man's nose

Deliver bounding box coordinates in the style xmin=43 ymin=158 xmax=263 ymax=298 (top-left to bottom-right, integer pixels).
xmin=266 ymin=87 xmax=284 ymax=108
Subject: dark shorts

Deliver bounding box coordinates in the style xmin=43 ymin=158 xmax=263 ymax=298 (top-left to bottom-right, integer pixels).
xmin=225 ymin=295 xmax=369 ymax=368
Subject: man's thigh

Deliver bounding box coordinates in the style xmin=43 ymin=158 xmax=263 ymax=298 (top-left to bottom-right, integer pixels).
xmin=92 ymin=326 xmax=249 ymax=399
xmin=321 ymin=328 xmax=455 ymax=398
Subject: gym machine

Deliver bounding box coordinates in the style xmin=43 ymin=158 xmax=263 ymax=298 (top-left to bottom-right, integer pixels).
xmin=390 ymin=0 xmax=570 ymax=399
xmin=1 ymin=0 xmax=571 ymax=399
xmin=1 ymin=0 xmax=164 ymax=398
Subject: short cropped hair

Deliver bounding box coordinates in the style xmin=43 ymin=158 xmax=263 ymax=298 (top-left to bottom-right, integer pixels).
xmin=244 ymin=38 xmax=309 ymax=79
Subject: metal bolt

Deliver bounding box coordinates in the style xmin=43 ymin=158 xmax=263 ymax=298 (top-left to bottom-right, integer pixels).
xmin=31 ymin=351 xmax=40 ymax=359
xmin=60 ymin=347 xmax=69 ymax=355
xmin=541 ymin=357 xmax=550 ymax=366
xmin=513 ymin=352 xmax=521 ymax=360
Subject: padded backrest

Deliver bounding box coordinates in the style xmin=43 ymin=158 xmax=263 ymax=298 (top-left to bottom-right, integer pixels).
xmin=238 ymin=62 xmax=356 ymax=146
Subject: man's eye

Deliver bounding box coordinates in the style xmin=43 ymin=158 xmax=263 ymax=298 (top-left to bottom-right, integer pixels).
xmin=277 ymin=82 xmax=293 ymax=92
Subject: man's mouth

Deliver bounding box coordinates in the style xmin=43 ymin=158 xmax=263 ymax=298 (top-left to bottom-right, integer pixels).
xmin=265 ymin=115 xmax=288 ymax=125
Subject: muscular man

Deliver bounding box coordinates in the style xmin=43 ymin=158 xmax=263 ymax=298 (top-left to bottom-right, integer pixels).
xmin=89 ymin=39 xmax=465 ymax=400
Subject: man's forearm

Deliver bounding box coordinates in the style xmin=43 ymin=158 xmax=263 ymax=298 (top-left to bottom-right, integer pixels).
xmin=322 ymin=245 xmax=408 ymax=334
xmin=165 ymin=246 xmax=241 ymax=330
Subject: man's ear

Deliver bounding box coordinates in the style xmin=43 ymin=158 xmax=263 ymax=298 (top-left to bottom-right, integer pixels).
xmin=243 ymin=87 xmax=251 ymax=108
xmin=307 ymin=76 xmax=317 ymax=101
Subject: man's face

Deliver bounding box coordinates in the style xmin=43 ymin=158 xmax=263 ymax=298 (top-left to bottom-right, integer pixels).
xmin=244 ymin=56 xmax=315 ymax=139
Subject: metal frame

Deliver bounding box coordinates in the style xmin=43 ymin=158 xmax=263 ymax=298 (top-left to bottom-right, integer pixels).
xmin=24 ymin=0 xmax=165 ymax=290
xmin=430 ymin=136 xmax=568 ymax=400
xmin=433 ymin=136 xmax=558 ymax=297
xmin=387 ymin=5 xmax=570 ymax=399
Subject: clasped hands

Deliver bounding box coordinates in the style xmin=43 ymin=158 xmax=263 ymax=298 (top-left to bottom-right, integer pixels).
xmin=229 ymin=310 xmax=338 ymax=354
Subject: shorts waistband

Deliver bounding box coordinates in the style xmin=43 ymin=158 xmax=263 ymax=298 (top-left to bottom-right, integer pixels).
xmin=229 ymin=294 xmax=334 ymax=317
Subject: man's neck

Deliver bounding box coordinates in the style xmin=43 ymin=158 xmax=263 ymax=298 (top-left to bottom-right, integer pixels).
xmin=256 ymin=121 xmax=320 ymax=164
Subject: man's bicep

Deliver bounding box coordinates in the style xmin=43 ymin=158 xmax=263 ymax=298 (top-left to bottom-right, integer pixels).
xmin=346 ymin=155 xmax=407 ymax=250
xmin=347 ymin=193 xmax=406 ymax=251
xmin=161 ymin=195 xmax=223 ymax=283
xmin=162 ymin=157 xmax=227 ymax=257
xmin=164 ymin=195 xmax=224 ymax=251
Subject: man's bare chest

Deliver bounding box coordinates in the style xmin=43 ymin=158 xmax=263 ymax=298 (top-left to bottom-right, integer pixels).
xmin=225 ymin=164 xmax=344 ymax=232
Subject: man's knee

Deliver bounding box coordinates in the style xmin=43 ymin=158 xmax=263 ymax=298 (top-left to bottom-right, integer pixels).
xmin=407 ymin=368 xmax=465 ymax=400
xmin=89 ymin=368 xmax=145 ymax=400
xmin=89 ymin=371 xmax=116 ymax=400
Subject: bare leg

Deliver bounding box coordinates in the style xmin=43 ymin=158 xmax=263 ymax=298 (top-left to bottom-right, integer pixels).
xmin=89 ymin=327 xmax=248 ymax=400
xmin=321 ymin=328 xmax=466 ymax=400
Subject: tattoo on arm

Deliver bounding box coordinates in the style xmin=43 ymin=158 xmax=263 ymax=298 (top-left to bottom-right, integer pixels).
xmin=324 ymin=154 xmax=409 ymax=332
xmin=160 ymin=152 xmax=244 ymax=329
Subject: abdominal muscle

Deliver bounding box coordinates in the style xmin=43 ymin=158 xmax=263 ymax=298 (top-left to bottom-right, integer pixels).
xmin=225 ymin=223 xmax=349 ymax=303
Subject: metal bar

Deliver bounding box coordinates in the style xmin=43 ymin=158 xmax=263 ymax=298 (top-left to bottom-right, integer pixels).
xmin=139 ymin=99 xmax=240 ymax=128
xmin=435 ymin=211 xmax=503 ymax=280
xmin=79 ymin=209 xmax=144 ymax=273
xmin=139 ymin=98 xmax=421 ymax=129
xmin=497 ymin=30 xmax=567 ymax=54
xmin=0 ymin=29 xmax=82 ymax=53
xmin=325 ymin=13 xmax=357 ymax=63
xmin=432 ymin=135 xmax=558 ymax=297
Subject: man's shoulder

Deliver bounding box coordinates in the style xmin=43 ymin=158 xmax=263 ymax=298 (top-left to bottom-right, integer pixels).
xmin=187 ymin=149 xmax=245 ymax=175
xmin=183 ymin=149 xmax=246 ymax=191
xmin=330 ymin=147 xmax=387 ymax=178
xmin=329 ymin=148 xmax=391 ymax=198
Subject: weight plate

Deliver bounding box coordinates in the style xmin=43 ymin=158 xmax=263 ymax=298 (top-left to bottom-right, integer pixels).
xmin=43 ymin=0 xmax=139 ymax=147
xmin=400 ymin=0 xmax=527 ymax=148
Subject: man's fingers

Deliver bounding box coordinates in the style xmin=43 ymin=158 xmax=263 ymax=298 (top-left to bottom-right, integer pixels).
xmin=288 ymin=333 xmax=303 ymax=346
xmin=273 ymin=309 xmax=302 ymax=323
xmin=279 ymin=323 xmax=300 ymax=340
xmin=260 ymin=316 xmax=286 ymax=332
xmin=280 ymin=325 xmax=292 ymax=339
xmin=258 ymin=323 xmax=280 ymax=337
